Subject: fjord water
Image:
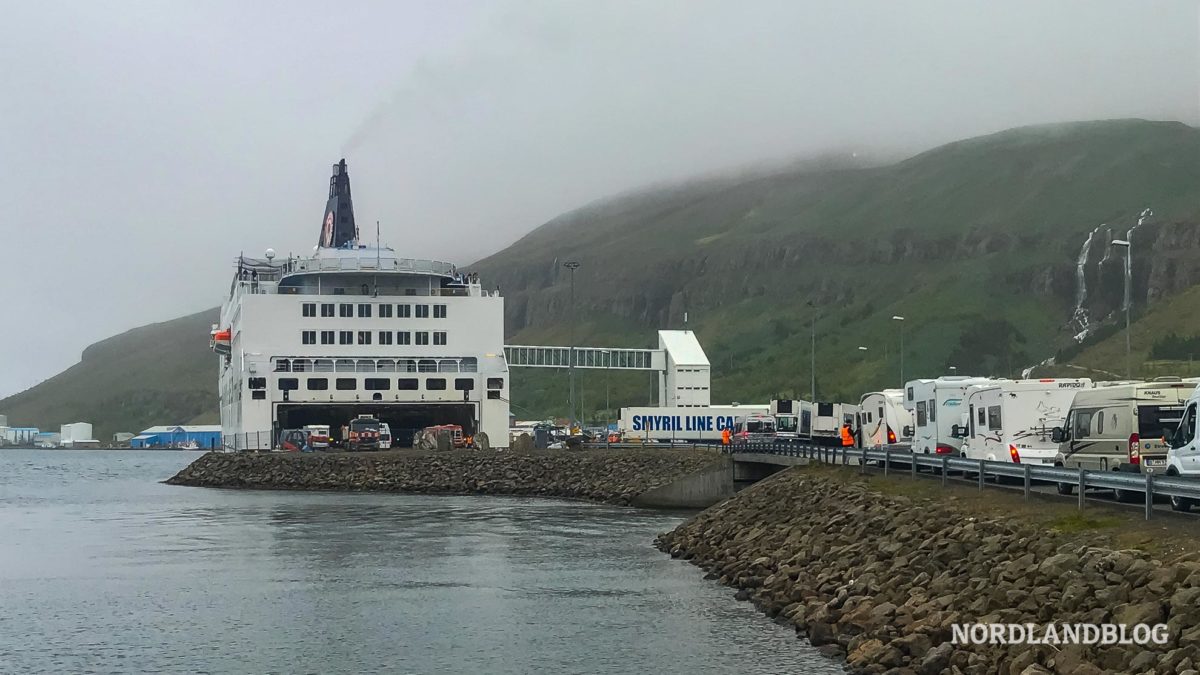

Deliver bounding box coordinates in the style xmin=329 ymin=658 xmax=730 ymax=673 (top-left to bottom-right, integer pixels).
xmin=0 ymin=450 xmax=834 ymax=673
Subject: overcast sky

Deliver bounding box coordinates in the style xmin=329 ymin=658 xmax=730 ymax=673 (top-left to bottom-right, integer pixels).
xmin=1 ymin=0 xmax=1197 ymax=397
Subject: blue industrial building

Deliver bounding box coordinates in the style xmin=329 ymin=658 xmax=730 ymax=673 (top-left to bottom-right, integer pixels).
xmin=130 ymin=425 xmax=222 ymax=449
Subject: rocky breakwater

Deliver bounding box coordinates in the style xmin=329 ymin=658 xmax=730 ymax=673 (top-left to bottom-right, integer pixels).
xmin=166 ymin=448 xmax=725 ymax=506
xmin=656 ymin=468 xmax=1200 ymax=674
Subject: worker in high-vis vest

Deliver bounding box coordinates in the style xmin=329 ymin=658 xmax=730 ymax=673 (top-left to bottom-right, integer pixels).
xmin=721 ymin=427 xmax=732 ymax=445
xmin=840 ymin=423 xmax=854 ymax=447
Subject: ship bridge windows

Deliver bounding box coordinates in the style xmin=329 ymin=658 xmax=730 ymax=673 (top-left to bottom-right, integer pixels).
xmin=398 ymin=359 xmax=417 ymax=372
xmin=336 ymin=359 xmax=355 ymax=371
xmin=275 ymin=360 xmax=291 ymax=372
xmin=460 ymin=357 xmax=477 ymax=372
xmin=291 ymin=359 xmax=310 ymax=372
xmin=376 ymin=359 xmax=397 ymax=372
xmin=314 ymin=359 xmax=334 ymax=372
xmin=418 ymin=359 xmax=437 ymax=373
xmin=355 ymin=360 xmax=376 ymax=372
xmin=438 ymin=359 xmax=458 ymax=373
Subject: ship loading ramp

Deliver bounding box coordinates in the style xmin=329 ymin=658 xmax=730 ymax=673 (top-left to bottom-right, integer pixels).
xmin=276 ymin=402 xmax=476 ymax=448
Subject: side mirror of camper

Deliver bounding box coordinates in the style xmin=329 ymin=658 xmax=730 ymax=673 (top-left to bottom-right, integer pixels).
xmin=1051 ymin=427 xmax=1066 ymax=444
xmin=950 ymin=424 xmax=964 ymax=439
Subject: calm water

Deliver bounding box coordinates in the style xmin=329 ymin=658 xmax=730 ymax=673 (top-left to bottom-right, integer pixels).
xmin=0 ymin=450 xmax=834 ymax=674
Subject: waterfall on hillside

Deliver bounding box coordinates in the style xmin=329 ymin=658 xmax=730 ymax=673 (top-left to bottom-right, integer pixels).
xmin=1070 ymin=225 xmax=1101 ymax=342
xmin=1120 ymin=208 xmax=1153 ymax=311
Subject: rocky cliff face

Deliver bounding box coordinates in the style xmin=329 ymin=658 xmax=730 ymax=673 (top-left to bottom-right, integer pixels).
xmin=657 ymin=467 xmax=1200 ymax=674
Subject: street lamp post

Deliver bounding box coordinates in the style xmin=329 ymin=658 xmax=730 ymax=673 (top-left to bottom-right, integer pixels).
xmin=564 ymin=260 xmax=581 ymax=430
xmin=807 ymin=301 xmax=817 ymax=402
xmin=601 ymin=349 xmax=611 ymax=427
xmin=1112 ymin=239 xmax=1132 ymax=379
xmin=892 ymin=316 xmax=905 ymax=388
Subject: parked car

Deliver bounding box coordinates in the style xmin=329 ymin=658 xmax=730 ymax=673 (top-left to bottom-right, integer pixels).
xmin=1052 ymin=379 xmax=1190 ymax=500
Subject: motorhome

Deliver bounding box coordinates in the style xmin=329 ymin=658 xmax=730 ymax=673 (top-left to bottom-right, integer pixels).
xmin=905 ymin=376 xmax=993 ymax=455
xmin=303 ymin=424 xmax=331 ymax=449
xmin=858 ymin=390 xmax=912 ymax=448
xmin=770 ymin=399 xmax=813 ymax=442
xmin=958 ymin=379 xmax=1091 ymax=464
xmin=812 ymin=402 xmax=860 ymax=446
xmin=1053 ymin=379 xmax=1191 ymax=498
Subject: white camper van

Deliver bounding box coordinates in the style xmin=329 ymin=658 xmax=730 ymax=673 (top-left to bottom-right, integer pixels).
xmin=770 ymin=399 xmax=813 ymax=441
xmin=958 ymin=379 xmax=1091 ymax=464
xmin=905 ymin=376 xmax=993 ymax=455
xmin=858 ymin=390 xmax=912 ymax=448
xmin=1053 ymin=379 xmax=1191 ymax=498
xmin=1165 ymin=384 xmax=1200 ymax=510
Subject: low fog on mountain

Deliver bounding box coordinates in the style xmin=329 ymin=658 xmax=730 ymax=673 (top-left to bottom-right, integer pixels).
xmin=1 ymin=0 xmax=1197 ymax=396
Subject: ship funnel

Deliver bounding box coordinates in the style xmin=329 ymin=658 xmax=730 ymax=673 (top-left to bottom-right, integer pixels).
xmin=318 ymin=158 xmax=359 ymax=248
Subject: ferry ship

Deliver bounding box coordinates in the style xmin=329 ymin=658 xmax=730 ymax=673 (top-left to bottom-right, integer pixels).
xmin=211 ymin=159 xmax=510 ymax=450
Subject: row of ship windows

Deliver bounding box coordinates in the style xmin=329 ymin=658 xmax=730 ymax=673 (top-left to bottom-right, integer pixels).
xmin=278 ymin=377 xmax=478 ymax=392
xmin=301 ymin=303 xmax=448 ymax=319
xmin=301 ymin=330 xmax=446 ymax=346
xmin=247 ymin=376 xmax=504 ymax=392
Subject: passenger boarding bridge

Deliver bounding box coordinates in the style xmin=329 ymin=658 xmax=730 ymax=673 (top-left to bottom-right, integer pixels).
xmin=504 ymin=330 xmax=712 ymax=407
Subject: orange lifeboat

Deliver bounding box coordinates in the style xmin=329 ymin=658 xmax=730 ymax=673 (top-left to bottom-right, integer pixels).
xmin=210 ymin=327 xmax=232 ymax=355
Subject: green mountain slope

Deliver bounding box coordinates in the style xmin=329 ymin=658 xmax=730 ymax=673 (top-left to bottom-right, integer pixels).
xmin=0 ymin=309 xmax=219 ymax=441
xmin=473 ymin=119 xmax=1200 ymax=418
xmin=7 ymin=119 xmax=1200 ymax=435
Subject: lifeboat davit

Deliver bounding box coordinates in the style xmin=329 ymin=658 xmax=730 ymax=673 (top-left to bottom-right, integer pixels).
xmin=210 ymin=327 xmax=232 ymax=355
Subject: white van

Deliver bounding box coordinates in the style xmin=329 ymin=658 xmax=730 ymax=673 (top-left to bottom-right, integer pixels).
xmin=958 ymin=379 xmax=1091 ymax=464
xmin=732 ymin=414 xmax=778 ymax=444
xmin=905 ymin=376 xmax=994 ymax=455
xmin=770 ymin=399 xmax=813 ymax=442
xmin=378 ymin=423 xmax=393 ymax=450
xmin=1163 ymin=384 xmax=1200 ymax=510
xmin=858 ymin=390 xmax=912 ymax=448
xmin=1053 ymin=379 xmax=1190 ymax=498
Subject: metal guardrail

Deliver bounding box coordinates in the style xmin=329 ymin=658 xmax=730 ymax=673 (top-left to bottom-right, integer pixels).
xmin=707 ymin=440 xmax=1200 ymax=521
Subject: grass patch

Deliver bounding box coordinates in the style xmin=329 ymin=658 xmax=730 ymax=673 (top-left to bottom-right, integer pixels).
xmin=1046 ymin=512 xmax=1123 ymax=534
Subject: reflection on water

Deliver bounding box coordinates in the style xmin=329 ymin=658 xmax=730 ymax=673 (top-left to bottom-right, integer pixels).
xmin=0 ymin=450 xmax=836 ymax=673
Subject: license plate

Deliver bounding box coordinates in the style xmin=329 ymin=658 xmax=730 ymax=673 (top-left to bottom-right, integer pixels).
xmin=1145 ymin=459 xmax=1166 ymax=466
